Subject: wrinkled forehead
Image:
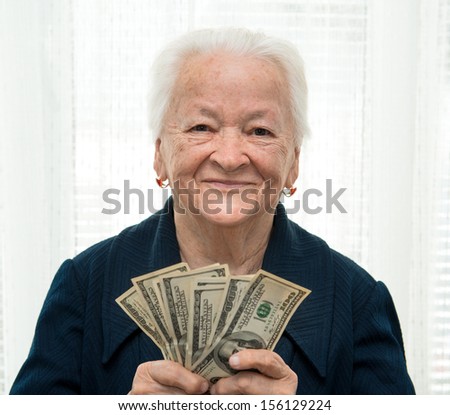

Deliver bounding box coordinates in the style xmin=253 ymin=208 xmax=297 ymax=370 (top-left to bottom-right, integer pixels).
xmin=165 ymin=52 xmax=293 ymax=127
xmin=174 ymin=51 xmax=289 ymax=95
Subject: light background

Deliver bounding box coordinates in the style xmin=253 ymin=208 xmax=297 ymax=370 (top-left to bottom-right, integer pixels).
xmin=0 ymin=0 xmax=449 ymax=394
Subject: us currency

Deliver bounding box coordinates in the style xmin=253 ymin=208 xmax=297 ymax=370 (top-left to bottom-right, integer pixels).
xmin=115 ymin=286 xmax=172 ymax=360
xmin=186 ymin=277 xmax=229 ymax=370
xmin=192 ymin=270 xmax=311 ymax=382
xmin=131 ymin=262 xmax=190 ymax=363
xmin=160 ymin=265 xmax=229 ymax=366
xmin=204 ymin=274 xmax=254 ymax=356
xmin=150 ymin=263 xmax=219 ymax=314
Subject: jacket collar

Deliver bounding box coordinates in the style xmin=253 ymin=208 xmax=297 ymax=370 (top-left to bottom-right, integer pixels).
xmin=102 ymin=199 xmax=334 ymax=378
xmin=262 ymin=204 xmax=334 ymax=378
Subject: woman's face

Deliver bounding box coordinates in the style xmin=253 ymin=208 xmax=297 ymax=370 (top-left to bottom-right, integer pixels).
xmin=154 ymin=52 xmax=299 ymax=227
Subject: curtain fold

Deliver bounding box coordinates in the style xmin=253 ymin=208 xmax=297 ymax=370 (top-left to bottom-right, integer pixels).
xmin=0 ymin=0 xmax=75 ymax=392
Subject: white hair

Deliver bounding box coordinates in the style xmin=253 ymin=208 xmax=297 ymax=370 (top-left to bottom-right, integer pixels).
xmin=148 ymin=27 xmax=310 ymax=146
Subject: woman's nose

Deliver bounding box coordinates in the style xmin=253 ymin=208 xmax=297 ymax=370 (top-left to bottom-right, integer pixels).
xmin=209 ymin=128 xmax=250 ymax=172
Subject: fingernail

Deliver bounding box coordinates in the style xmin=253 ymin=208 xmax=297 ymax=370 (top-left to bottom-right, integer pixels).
xmin=229 ymin=354 xmax=240 ymax=368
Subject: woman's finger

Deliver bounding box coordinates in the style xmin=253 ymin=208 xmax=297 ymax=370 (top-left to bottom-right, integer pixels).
xmin=228 ymin=349 xmax=292 ymax=379
xmin=130 ymin=361 xmax=210 ymax=395
xmin=210 ymin=350 xmax=298 ymax=395
xmin=147 ymin=361 xmax=210 ymax=394
xmin=210 ymin=370 xmax=296 ymax=395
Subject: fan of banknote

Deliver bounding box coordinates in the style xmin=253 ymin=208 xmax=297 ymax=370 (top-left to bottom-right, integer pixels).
xmin=116 ymin=262 xmax=311 ymax=382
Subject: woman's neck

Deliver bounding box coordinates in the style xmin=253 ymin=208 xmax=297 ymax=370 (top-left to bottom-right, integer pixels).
xmin=174 ymin=212 xmax=273 ymax=275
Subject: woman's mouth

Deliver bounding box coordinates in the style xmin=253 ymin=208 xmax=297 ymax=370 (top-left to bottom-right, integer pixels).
xmin=203 ymin=179 xmax=255 ymax=190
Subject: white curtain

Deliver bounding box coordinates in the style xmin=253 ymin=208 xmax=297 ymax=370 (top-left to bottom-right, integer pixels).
xmin=0 ymin=0 xmax=449 ymax=394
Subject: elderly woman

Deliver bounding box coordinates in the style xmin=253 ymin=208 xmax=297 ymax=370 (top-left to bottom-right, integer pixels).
xmin=10 ymin=28 xmax=414 ymax=395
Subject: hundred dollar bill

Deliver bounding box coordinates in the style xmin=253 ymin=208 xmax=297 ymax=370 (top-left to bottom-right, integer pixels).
xmin=160 ymin=265 xmax=229 ymax=366
xmin=191 ymin=274 xmax=254 ymax=369
xmin=193 ymin=270 xmax=311 ymax=382
xmin=154 ymin=263 xmax=221 ymax=320
xmin=204 ymin=274 xmax=254 ymax=355
xmin=131 ymin=262 xmax=190 ymax=363
xmin=186 ymin=277 xmax=229 ymax=370
xmin=115 ymin=286 xmax=172 ymax=360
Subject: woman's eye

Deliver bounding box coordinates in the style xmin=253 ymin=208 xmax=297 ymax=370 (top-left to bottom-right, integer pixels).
xmin=191 ymin=124 xmax=209 ymax=132
xmin=253 ymin=128 xmax=271 ymax=136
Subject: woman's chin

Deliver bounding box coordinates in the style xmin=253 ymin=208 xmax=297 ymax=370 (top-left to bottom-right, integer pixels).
xmin=175 ymin=195 xmax=276 ymax=227
xmin=197 ymin=203 xmax=262 ymax=227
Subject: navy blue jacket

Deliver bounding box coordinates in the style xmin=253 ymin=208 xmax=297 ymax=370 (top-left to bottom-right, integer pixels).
xmin=10 ymin=199 xmax=415 ymax=394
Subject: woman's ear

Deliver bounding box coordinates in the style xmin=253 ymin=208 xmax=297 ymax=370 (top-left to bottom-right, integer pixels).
xmin=286 ymin=146 xmax=300 ymax=187
xmin=153 ymin=138 xmax=167 ymax=180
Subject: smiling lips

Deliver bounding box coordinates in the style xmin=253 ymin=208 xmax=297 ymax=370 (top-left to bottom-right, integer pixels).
xmin=203 ymin=179 xmax=256 ymax=190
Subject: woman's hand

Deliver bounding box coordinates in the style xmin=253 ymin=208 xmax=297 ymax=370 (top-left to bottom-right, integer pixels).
xmin=209 ymin=349 xmax=297 ymax=395
xmin=129 ymin=360 xmax=210 ymax=395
